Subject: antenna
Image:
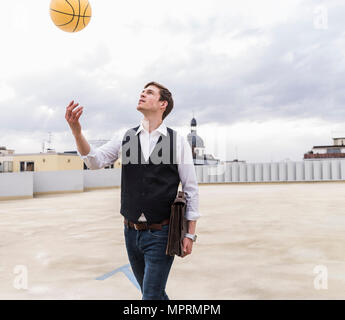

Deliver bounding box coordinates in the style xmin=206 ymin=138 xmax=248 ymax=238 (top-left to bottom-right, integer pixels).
xmin=42 ymin=132 xmax=53 ymax=153
xmin=48 ymin=131 xmax=52 ymax=149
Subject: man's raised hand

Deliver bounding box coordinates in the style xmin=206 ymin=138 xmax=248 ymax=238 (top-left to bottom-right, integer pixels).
xmin=65 ymin=100 xmax=84 ymax=137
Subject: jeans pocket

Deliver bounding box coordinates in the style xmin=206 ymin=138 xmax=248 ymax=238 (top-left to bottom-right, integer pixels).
xmin=148 ymin=224 xmax=169 ymax=239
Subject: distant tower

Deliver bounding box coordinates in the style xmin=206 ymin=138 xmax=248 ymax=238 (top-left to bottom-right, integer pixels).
xmin=187 ymin=116 xmax=205 ymax=165
xmin=191 ymin=111 xmax=197 ymax=133
xmin=42 ymin=132 xmax=54 ymax=153
xmin=191 ymin=116 xmax=197 ymax=133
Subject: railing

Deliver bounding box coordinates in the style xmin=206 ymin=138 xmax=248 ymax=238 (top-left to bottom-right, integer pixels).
xmin=196 ymin=160 xmax=345 ymax=183
xmin=1 ymin=159 xmax=345 ymax=200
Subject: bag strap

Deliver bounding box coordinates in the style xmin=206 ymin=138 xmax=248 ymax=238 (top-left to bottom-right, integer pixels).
xmin=173 ymin=190 xmax=186 ymax=205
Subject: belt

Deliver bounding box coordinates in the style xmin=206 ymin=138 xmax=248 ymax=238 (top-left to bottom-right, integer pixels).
xmin=124 ymin=218 xmax=170 ymax=231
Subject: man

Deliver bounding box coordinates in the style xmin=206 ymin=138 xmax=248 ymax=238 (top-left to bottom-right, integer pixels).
xmin=65 ymin=81 xmax=200 ymax=300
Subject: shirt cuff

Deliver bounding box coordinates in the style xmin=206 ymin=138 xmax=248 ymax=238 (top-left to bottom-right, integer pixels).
xmin=185 ymin=211 xmax=201 ymax=221
xmin=77 ymin=145 xmax=97 ymax=159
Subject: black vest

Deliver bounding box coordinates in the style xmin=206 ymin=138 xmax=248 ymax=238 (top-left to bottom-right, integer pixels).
xmin=120 ymin=125 xmax=180 ymax=224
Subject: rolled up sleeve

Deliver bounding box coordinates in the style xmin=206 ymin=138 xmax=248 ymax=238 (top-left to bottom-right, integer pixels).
xmin=78 ymin=133 xmax=121 ymax=170
xmin=177 ymin=135 xmax=201 ymax=221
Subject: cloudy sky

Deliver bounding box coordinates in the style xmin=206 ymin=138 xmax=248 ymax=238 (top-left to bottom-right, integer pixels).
xmin=1 ymin=0 xmax=345 ymax=162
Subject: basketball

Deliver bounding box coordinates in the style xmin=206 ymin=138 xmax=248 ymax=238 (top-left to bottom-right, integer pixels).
xmin=50 ymin=0 xmax=92 ymax=33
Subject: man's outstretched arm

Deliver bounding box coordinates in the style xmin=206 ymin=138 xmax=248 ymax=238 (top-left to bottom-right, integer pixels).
xmin=65 ymin=100 xmax=120 ymax=169
xmin=65 ymin=100 xmax=90 ymax=155
xmin=177 ymin=134 xmax=201 ymax=257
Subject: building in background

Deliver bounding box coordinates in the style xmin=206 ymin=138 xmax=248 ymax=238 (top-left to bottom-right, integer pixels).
xmin=187 ymin=117 xmax=220 ymax=165
xmin=0 ymin=146 xmax=15 ymax=156
xmin=1 ymin=145 xmax=84 ymax=173
xmin=11 ymin=150 xmax=84 ymax=172
xmin=0 ymin=146 xmax=14 ymax=173
xmin=0 ymin=137 xmax=121 ymax=173
xmin=304 ymin=137 xmax=345 ymax=160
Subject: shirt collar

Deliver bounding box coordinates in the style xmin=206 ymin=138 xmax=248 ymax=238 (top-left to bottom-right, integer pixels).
xmin=135 ymin=119 xmax=167 ymax=136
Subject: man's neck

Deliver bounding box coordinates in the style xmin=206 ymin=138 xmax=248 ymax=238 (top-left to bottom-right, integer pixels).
xmin=142 ymin=116 xmax=163 ymax=134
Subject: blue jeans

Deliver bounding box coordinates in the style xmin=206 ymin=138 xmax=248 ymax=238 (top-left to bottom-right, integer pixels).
xmin=124 ymin=223 xmax=175 ymax=300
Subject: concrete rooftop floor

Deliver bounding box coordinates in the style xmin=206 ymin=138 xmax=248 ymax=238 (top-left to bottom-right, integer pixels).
xmin=1 ymin=182 xmax=345 ymax=300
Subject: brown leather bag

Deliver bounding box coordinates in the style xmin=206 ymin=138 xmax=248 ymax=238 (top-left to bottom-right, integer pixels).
xmin=166 ymin=191 xmax=188 ymax=257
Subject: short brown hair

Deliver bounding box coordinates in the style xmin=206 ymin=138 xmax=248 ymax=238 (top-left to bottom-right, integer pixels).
xmin=144 ymin=81 xmax=173 ymax=120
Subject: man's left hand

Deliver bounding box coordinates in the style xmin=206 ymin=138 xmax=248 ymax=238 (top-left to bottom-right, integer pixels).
xmin=182 ymin=237 xmax=193 ymax=258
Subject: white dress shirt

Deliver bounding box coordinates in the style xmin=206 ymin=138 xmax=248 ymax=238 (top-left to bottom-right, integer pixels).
xmin=79 ymin=119 xmax=201 ymax=221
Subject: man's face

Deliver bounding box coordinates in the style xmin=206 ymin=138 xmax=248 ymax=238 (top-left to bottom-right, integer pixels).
xmin=137 ymin=85 xmax=167 ymax=115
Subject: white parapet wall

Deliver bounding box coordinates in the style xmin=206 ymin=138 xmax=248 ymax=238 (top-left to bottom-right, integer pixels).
xmin=83 ymin=168 xmax=121 ymax=189
xmin=271 ymin=163 xmax=279 ymax=181
xmin=331 ymin=160 xmax=341 ymax=180
xmin=198 ymin=160 xmax=345 ymax=184
xmin=2 ymin=160 xmax=345 ymax=200
xmin=33 ymin=170 xmax=84 ymax=194
xmin=296 ymin=162 xmax=305 ymax=180
xmin=0 ymin=172 xmax=33 ymax=199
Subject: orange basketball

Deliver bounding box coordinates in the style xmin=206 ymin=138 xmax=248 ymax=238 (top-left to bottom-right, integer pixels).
xmin=50 ymin=0 xmax=92 ymax=33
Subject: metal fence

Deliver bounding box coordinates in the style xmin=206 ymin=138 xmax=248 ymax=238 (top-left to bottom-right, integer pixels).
xmin=1 ymin=159 xmax=345 ymax=200
xmin=195 ymin=160 xmax=345 ymax=183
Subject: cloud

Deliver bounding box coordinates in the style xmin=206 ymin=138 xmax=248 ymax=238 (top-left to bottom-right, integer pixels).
xmin=0 ymin=83 xmax=15 ymax=102
xmin=1 ymin=0 xmax=345 ymax=161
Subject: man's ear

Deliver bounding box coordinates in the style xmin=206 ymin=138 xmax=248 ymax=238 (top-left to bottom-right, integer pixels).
xmin=160 ymin=100 xmax=168 ymax=111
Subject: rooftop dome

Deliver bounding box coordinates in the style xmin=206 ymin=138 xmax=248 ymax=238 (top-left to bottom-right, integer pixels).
xmin=187 ymin=132 xmax=205 ymax=148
